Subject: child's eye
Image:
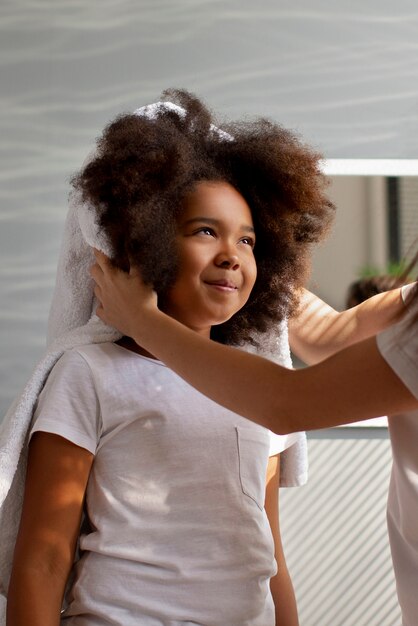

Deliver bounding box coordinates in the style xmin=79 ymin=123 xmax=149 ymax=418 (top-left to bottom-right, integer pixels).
xmin=240 ymin=236 xmax=255 ymax=248
xmin=194 ymin=227 xmax=215 ymax=237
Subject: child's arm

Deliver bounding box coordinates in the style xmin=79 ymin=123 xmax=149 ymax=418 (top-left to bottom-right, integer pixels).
xmin=7 ymin=432 xmax=93 ymax=626
xmin=91 ymin=251 xmax=418 ymax=434
xmin=265 ymin=454 xmax=299 ymax=626
xmin=288 ymin=288 xmax=406 ymax=365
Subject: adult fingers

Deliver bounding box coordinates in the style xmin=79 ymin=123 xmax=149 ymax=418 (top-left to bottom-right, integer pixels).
xmin=93 ymin=248 xmax=111 ymax=269
xmin=90 ymin=262 xmax=103 ymax=285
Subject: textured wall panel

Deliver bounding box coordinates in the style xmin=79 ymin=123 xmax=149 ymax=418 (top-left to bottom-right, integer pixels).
xmin=280 ymin=429 xmax=400 ymax=626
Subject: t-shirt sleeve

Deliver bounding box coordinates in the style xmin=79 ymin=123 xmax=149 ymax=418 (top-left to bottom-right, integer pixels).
xmin=376 ymin=292 xmax=418 ymax=400
xmin=269 ymin=431 xmax=308 ymax=487
xmin=268 ymin=431 xmax=301 ymax=456
xmin=30 ymin=349 xmax=101 ymax=454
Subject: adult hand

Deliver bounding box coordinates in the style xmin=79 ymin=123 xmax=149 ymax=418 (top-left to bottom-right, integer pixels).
xmin=91 ymin=249 xmax=158 ymax=338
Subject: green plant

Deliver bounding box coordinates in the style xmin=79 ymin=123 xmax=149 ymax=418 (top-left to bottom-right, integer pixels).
xmin=357 ymin=261 xmax=412 ymax=280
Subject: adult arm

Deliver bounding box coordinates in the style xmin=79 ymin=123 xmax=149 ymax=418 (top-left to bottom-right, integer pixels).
xmin=91 ymin=252 xmax=418 ymax=434
xmin=7 ymin=433 xmax=93 ymax=626
xmin=265 ymin=454 xmax=299 ymax=626
xmin=289 ymin=288 xmax=406 ymax=365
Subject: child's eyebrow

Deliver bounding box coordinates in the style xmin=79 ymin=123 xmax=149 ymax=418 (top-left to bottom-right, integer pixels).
xmin=183 ymin=217 xmax=255 ymax=234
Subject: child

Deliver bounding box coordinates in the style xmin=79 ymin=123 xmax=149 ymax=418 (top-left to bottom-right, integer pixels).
xmin=6 ymin=89 xmax=338 ymax=626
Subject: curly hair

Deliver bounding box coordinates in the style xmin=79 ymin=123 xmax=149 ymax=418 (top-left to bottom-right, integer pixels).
xmin=345 ymin=275 xmax=401 ymax=308
xmin=71 ymin=89 xmax=335 ymax=347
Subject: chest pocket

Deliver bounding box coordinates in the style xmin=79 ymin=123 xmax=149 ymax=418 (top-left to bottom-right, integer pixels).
xmin=235 ymin=426 xmax=271 ymax=510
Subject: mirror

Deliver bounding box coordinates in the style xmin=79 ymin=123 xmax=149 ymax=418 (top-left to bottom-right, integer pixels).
xmin=310 ymin=172 xmax=418 ymax=310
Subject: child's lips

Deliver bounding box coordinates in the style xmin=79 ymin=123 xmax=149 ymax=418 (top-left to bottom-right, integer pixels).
xmin=205 ymin=279 xmax=238 ymax=292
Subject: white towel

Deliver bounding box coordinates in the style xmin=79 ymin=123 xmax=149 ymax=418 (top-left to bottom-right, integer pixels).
xmin=0 ymin=101 xmax=307 ymax=620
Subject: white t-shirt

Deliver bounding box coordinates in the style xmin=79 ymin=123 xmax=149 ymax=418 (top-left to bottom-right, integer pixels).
xmin=377 ymin=291 xmax=418 ymax=626
xmin=31 ymin=342 xmax=303 ymax=626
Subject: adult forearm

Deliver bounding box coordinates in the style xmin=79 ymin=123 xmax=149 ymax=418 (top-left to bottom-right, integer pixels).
xmin=132 ymin=308 xmax=292 ymax=432
xmin=132 ymin=311 xmax=417 ymax=434
xmin=291 ymin=337 xmax=417 ymax=430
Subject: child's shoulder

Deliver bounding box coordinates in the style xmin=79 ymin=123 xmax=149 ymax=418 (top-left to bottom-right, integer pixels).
xmin=54 ymin=342 xmax=117 ymax=378
xmin=70 ymin=341 xmax=115 ymax=358
xmin=64 ymin=341 xmax=152 ymax=372
xmin=61 ymin=342 xmax=120 ymax=371
xmin=46 ymin=343 xmax=119 ymax=399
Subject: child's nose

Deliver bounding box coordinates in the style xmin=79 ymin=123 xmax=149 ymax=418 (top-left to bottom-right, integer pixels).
xmin=215 ymin=251 xmax=240 ymax=270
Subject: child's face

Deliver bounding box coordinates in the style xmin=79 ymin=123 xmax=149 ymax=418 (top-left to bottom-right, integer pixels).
xmin=162 ymin=181 xmax=257 ymax=337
